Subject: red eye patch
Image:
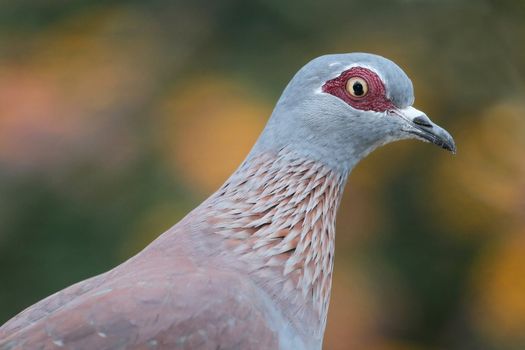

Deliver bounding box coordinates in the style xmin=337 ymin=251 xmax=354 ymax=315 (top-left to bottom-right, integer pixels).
xmin=322 ymin=67 xmax=395 ymax=112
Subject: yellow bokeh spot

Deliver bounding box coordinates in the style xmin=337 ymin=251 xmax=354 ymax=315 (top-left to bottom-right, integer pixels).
xmin=469 ymin=231 xmax=525 ymax=343
xmin=156 ymin=77 xmax=269 ymax=193
xmin=324 ymin=266 xmax=379 ymax=350
xmin=430 ymin=99 xmax=525 ymax=236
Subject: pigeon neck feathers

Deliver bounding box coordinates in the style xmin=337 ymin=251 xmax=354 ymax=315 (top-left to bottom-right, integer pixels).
xmin=204 ymin=147 xmax=348 ymax=338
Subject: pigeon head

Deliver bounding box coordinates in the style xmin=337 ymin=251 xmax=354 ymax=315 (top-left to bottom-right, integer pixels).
xmin=252 ymin=53 xmax=455 ymax=170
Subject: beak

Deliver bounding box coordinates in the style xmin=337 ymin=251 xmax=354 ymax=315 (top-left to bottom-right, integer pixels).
xmin=391 ymin=106 xmax=456 ymax=153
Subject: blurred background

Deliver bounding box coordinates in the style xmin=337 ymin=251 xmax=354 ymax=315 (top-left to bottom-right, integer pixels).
xmin=0 ymin=0 xmax=524 ymax=349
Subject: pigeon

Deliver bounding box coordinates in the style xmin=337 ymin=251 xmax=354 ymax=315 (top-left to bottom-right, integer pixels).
xmin=0 ymin=53 xmax=455 ymax=350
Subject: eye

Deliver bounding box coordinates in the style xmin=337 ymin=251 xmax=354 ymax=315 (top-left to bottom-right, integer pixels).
xmin=345 ymin=77 xmax=368 ymax=98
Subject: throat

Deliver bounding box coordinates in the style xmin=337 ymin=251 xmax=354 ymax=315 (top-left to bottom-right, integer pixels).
xmin=205 ymin=149 xmax=348 ymax=336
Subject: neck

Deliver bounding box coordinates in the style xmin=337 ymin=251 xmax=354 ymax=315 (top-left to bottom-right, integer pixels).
xmin=204 ymin=147 xmax=349 ymax=338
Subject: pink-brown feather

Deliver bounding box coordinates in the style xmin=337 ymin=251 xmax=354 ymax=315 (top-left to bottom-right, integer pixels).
xmin=0 ymin=148 xmax=346 ymax=349
xmin=202 ymin=148 xmax=347 ymax=337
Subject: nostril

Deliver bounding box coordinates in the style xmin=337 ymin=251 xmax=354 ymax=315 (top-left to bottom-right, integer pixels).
xmin=413 ymin=115 xmax=433 ymax=127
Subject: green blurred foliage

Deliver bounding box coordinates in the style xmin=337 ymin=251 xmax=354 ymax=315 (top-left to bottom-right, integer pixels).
xmin=0 ymin=1 xmax=524 ymax=349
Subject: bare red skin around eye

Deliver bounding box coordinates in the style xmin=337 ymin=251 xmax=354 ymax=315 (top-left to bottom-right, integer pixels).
xmin=322 ymin=67 xmax=395 ymax=112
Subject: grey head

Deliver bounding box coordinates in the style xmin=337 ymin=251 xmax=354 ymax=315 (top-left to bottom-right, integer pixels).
xmin=251 ymin=53 xmax=455 ymax=171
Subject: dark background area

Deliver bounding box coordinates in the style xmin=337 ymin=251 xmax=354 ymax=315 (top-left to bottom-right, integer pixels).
xmin=0 ymin=1 xmax=524 ymax=349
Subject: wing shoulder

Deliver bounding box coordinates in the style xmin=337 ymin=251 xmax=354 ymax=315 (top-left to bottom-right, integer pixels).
xmin=0 ymin=272 xmax=108 ymax=339
xmin=1 ymin=268 xmax=283 ymax=350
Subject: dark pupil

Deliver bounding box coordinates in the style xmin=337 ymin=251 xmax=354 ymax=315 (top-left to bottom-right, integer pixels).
xmin=353 ymin=82 xmax=364 ymax=96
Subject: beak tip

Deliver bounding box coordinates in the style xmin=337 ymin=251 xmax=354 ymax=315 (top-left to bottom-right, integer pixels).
xmin=441 ymin=136 xmax=457 ymax=154
xmin=444 ymin=143 xmax=457 ymax=154
xmin=442 ymin=132 xmax=457 ymax=154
